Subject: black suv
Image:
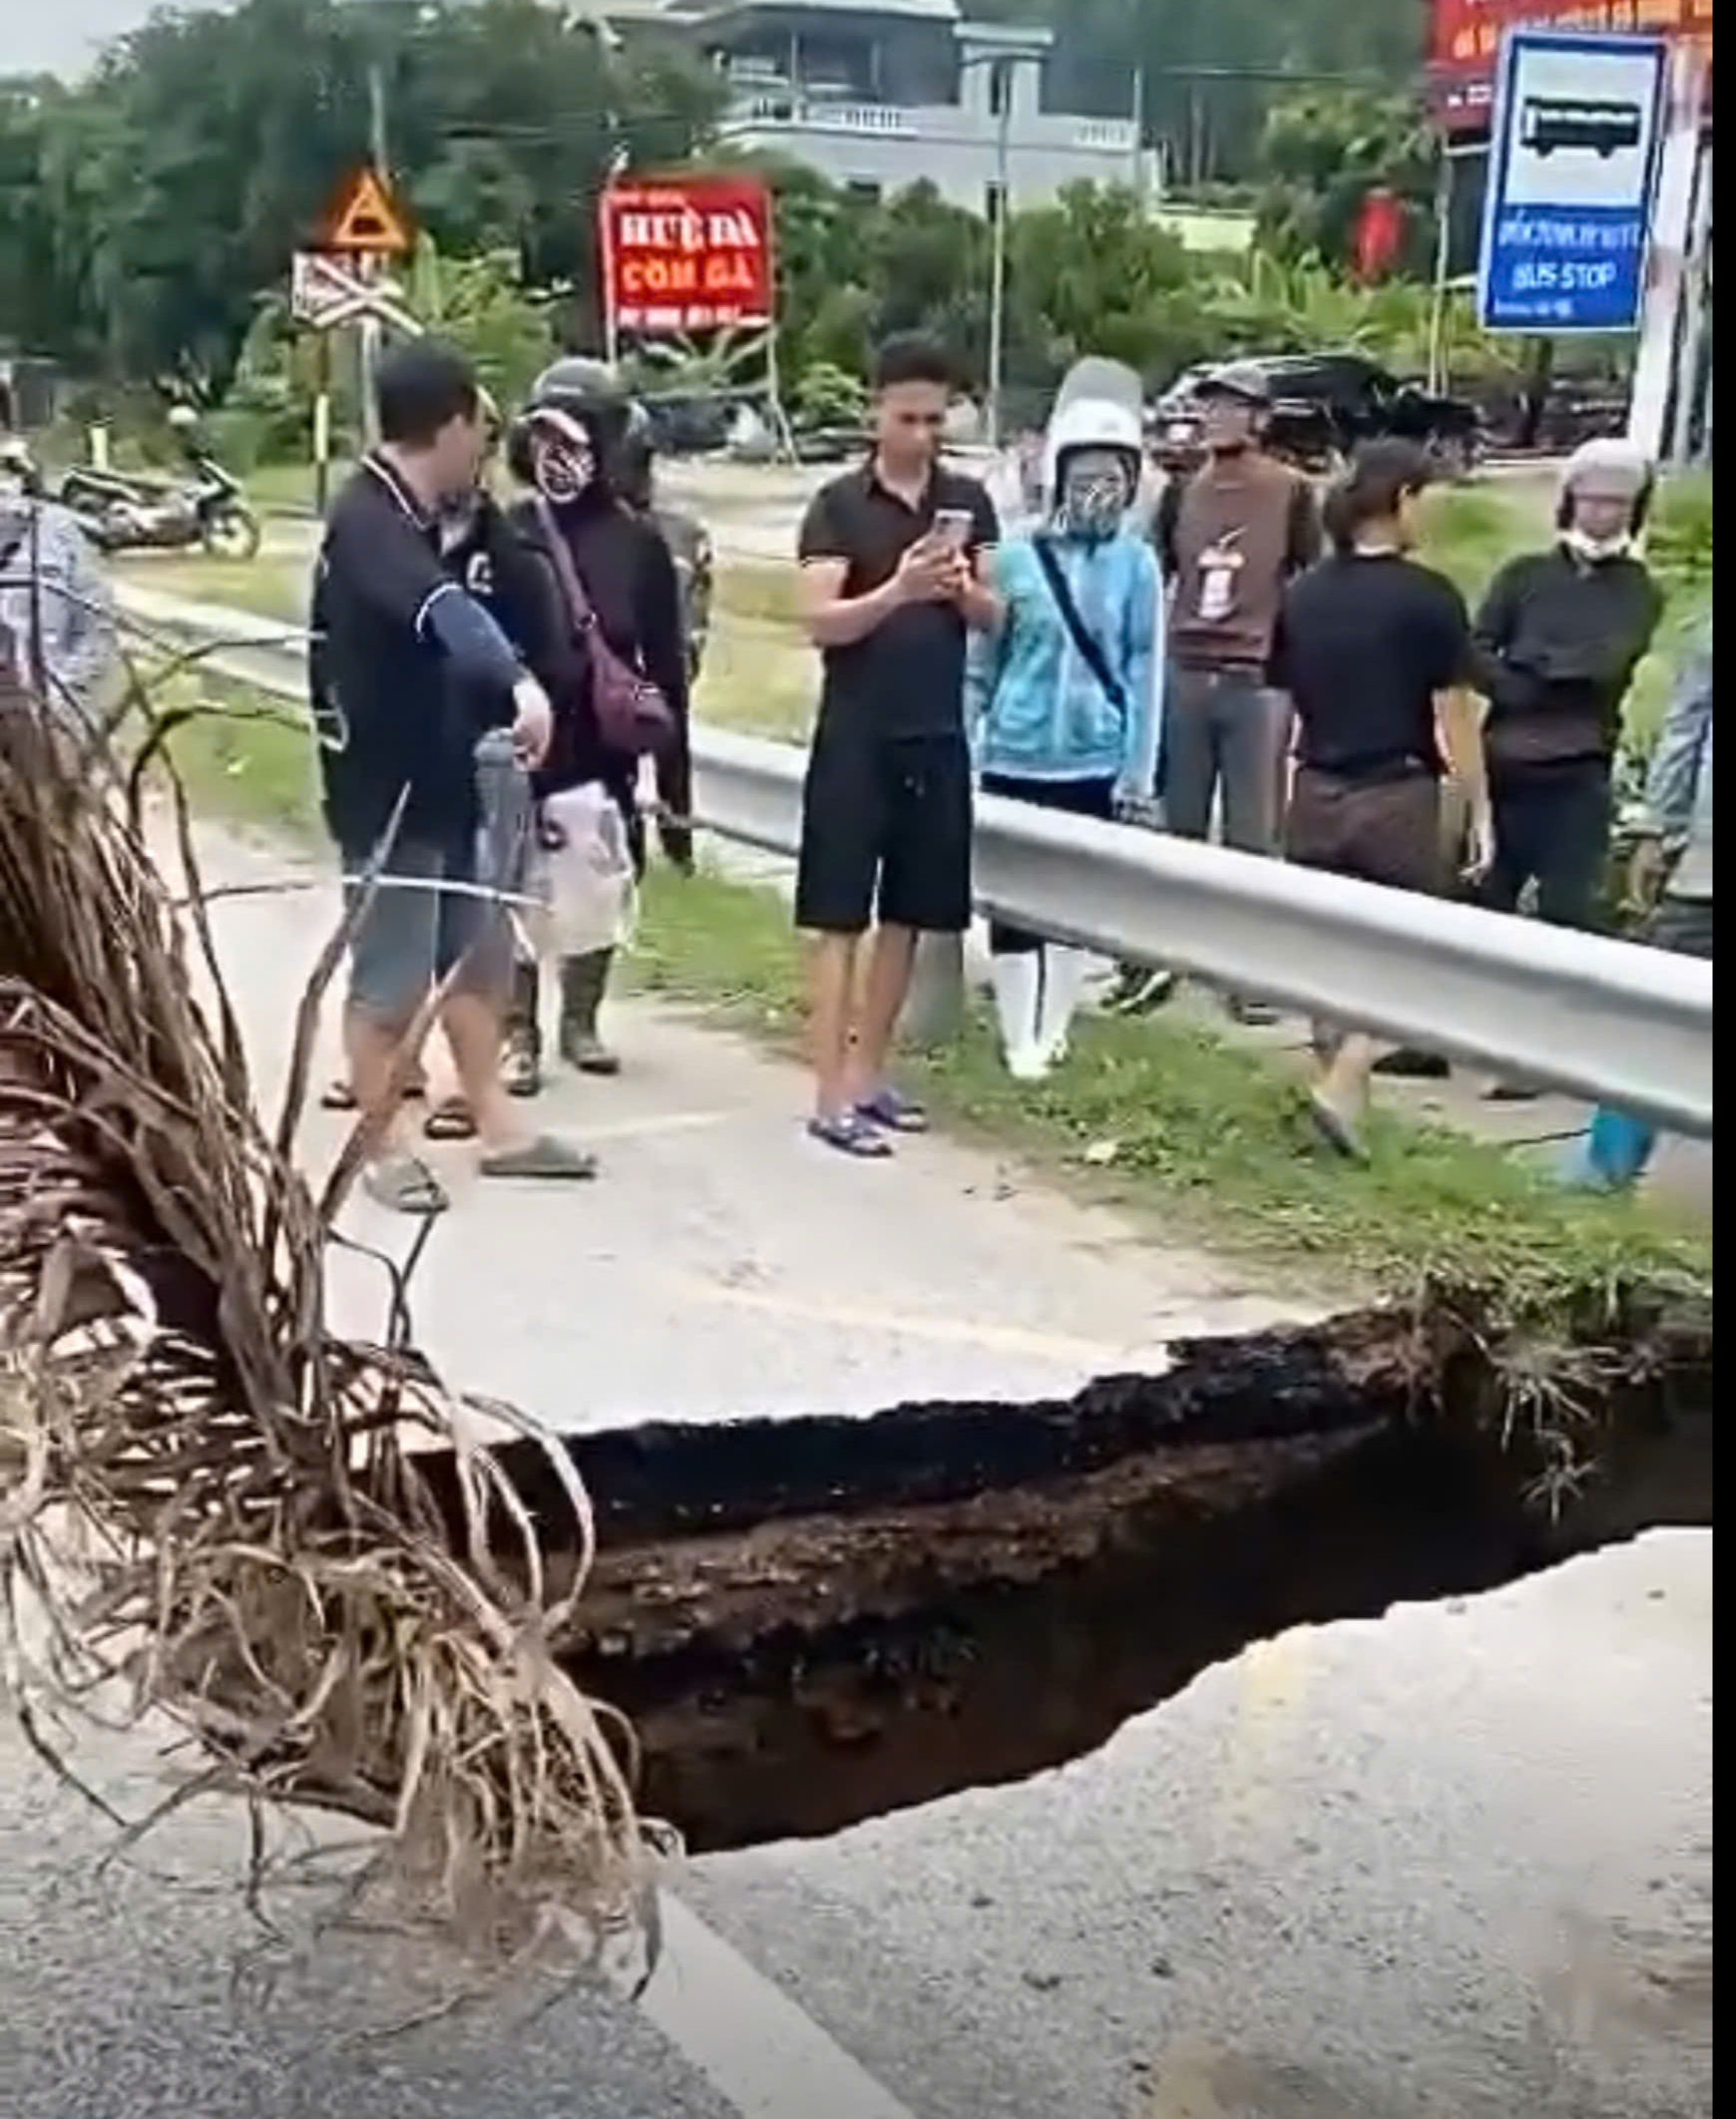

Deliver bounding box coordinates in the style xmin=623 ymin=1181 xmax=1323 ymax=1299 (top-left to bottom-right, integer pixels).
xmin=1151 ymin=353 xmax=1482 ymax=481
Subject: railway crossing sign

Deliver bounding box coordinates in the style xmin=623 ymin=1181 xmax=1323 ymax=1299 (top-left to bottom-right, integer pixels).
xmin=1477 ymin=29 xmax=1669 ymax=332
xmin=290 ymin=251 xmax=419 ymax=336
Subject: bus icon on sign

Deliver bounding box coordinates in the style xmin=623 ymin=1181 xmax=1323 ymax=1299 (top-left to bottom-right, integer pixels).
xmin=1519 ymin=96 xmax=1644 ymax=159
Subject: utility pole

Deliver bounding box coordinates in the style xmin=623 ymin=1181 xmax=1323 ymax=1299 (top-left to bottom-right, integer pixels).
xmin=987 ymin=64 xmax=1011 ymax=452
xmin=358 ymin=56 xmax=390 ymax=448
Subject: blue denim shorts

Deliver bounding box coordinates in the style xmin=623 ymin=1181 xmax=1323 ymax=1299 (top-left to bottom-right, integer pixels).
xmin=342 ymin=821 xmax=507 ymax=1029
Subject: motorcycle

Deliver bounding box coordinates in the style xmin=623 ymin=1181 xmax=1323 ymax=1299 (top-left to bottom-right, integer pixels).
xmin=58 ymin=457 xmax=260 ymax=562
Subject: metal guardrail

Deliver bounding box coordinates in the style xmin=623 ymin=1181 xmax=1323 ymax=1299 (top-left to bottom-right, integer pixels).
xmin=117 ymin=583 xmax=1714 ymax=1137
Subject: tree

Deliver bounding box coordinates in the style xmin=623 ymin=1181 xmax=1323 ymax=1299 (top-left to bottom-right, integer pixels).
xmin=1256 ymin=88 xmax=1437 ymax=278
xmin=11 ymin=0 xmax=720 ymax=397
xmin=1007 ymin=184 xmax=1196 ymax=382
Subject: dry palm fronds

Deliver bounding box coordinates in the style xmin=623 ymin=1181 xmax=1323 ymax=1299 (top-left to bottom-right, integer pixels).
xmin=1 ymin=656 xmax=651 ymax=1973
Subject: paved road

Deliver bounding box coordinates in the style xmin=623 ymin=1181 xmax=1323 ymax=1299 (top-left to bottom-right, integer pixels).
xmin=190 ymin=827 xmax=1322 ymax=1429
xmin=1 ymin=823 xmax=1710 ymax=2118
xmin=3 ymin=1534 xmax=1710 ymax=2119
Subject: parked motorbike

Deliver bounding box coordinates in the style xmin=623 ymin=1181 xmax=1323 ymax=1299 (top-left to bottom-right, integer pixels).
xmin=58 ymin=457 xmax=260 ymax=562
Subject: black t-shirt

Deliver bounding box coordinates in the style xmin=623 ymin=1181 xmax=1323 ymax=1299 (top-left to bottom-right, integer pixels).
xmin=1274 ymin=553 xmax=1473 ymax=779
xmin=311 ymin=455 xmax=492 ymax=851
xmin=798 ymin=461 xmax=998 ymax=741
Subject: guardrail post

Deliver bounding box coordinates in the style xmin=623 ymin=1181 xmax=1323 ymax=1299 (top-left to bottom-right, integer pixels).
xmin=898 ymin=931 xmax=968 ymax=1048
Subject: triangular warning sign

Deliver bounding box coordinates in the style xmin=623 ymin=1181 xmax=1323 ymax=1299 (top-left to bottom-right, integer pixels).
xmin=321 ymin=166 xmax=410 ymax=255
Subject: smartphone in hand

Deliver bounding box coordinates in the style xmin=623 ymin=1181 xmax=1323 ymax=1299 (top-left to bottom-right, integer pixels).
xmin=933 ymin=507 xmax=974 ymax=553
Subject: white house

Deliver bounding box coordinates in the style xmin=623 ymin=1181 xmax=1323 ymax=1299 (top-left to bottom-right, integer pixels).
xmin=619 ymin=0 xmax=1154 ymax=214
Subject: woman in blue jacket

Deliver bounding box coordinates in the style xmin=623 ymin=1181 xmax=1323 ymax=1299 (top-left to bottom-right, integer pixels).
xmin=967 ymin=359 xmax=1163 ymax=1077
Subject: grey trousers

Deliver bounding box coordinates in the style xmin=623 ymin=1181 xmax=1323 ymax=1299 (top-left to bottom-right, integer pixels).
xmin=473 ymin=726 xmax=536 ymax=964
xmin=1161 ymin=662 xmax=1292 ymax=857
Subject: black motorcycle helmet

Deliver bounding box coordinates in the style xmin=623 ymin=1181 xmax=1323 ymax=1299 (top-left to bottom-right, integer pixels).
xmin=613 ymin=400 xmax=656 ymax=512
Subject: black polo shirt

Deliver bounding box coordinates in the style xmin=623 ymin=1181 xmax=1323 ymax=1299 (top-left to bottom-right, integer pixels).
xmin=798 ymin=459 xmax=998 ymax=740
xmin=310 ymin=454 xmax=482 ymax=852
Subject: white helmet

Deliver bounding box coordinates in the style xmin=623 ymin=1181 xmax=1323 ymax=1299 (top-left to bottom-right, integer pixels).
xmin=1041 ymin=357 xmax=1144 ymax=527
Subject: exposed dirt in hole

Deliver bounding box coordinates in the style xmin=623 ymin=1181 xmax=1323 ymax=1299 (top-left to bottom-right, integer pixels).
xmin=417 ymin=1296 xmax=1711 ymax=1854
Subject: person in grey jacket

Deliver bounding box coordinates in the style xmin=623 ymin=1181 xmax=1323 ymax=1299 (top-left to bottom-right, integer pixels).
xmin=0 ymin=438 xmax=118 ymax=725
xmin=1562 ymin=628 xmax=1712 ymax=1190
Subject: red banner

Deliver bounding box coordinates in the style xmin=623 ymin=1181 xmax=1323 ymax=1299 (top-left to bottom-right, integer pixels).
xmin=599 ymin=176 xmax=774 ymax=336
xmin=1430 ymin=0 xmax=1714 ymax=128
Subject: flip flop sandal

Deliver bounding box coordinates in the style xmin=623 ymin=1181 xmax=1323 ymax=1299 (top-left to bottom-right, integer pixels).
xmin=361 ymin=1151 xmax=450 ymax=1216
xmin=423 ymin=1096 xmax=478 ymax=1141
xmin=855 ymin=1087 xmax=928 ymax=1134
xmin=809 ymin=1109 xmax=894 ymax=1159
xmin=321 ymin=1076 xmax=427 ymax=1112
xmin=478 ymin=1135 xmax=599 ymax=1181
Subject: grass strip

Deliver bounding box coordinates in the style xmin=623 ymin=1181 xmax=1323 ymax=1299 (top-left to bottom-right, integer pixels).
xmin=629 ymin=859 xmax=1710 ymax=1314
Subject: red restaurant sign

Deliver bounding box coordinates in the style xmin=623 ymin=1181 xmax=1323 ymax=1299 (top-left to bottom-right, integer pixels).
xmin=599 ymin=176 xmax=774 ymax=335
xmin=1431 ymin=0 xmax=1714 ymax=128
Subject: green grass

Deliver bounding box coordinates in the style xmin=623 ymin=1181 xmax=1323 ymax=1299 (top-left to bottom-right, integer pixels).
xmin=246 ymin=459 xmax=346 ymax=515
xmin=133 ymin=668 xmax=322 ymax=838
xmin=630 ymin=860 xmax=1711 ymax=1312
xmin=119 ymin=553 xmax=310 ymax=625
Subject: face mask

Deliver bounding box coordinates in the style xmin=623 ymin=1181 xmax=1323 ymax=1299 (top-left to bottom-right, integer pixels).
xmin=1561 ymin=526 xmax=1633 ymax=565
xmin=529 ymin=412 xmax=597 ymax=507
xmin=1056 ymin=448 xmax=1132 ymax=540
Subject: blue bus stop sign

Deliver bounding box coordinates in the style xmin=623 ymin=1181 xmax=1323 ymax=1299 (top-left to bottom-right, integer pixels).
xmin=1478 ymin=30 xmax=1669 ymax=334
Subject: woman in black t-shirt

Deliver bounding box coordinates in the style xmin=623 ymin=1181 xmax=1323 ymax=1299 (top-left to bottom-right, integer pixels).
xmin=1273 ymin=441 xmax=1494 ymax=1158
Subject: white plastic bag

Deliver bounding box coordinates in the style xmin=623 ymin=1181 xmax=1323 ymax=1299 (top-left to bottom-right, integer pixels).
xmin=538 ymin=781 xmax=636 ymax=958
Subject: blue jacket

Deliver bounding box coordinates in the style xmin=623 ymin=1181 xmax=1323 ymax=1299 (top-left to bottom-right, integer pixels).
xmin=966 ymin=527 xmax=1162 ymax=798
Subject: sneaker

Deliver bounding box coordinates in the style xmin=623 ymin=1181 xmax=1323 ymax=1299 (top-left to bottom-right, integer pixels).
xmin=1107 ymin=966 xmax=1178 ymax=1018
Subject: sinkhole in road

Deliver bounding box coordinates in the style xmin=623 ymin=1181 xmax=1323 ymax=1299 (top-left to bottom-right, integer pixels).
xmin=421 ymin=1299 xmax=1710 ymax=1855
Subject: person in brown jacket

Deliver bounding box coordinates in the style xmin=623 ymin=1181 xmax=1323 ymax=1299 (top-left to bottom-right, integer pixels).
xmin=1114 ymin=361 xmax=1321 ymax=1024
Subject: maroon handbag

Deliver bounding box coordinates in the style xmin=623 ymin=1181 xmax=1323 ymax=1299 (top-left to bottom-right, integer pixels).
xmin=534 ymin=496 xmax=675 ymax=757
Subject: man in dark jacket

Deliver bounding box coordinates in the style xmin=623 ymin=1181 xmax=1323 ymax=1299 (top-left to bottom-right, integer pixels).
xmin=1473 ymin=438 xmax=1662 ymax=931
xmin=311 ymin=339 xmax=595 ymax=1210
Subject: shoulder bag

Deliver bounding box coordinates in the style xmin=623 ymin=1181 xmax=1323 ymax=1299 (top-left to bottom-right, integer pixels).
xmin=533 ymin=496 xmax=674 ymax=757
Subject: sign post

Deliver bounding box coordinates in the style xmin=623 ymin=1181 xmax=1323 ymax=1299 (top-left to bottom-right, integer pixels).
xmin=315 ymin=164 xmax=414 ymax=459
xmin=293 ymin=166 xmax=415 ymax=510
xmin=1477 ymin=28 xmax=1669 ymax=336
xmin=596 ymin=175 xmax=789 ymax=454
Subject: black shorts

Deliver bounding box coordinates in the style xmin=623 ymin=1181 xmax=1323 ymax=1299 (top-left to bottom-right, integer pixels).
xmin=795 ymin=723 xmax=972 ymax=935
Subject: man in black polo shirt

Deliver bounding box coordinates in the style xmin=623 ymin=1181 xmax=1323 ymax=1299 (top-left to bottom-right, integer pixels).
xmin=795 ymin=333 xmax=1000 ymax=1156
xmin=312 ymin=338 xmax=589 ymax=1213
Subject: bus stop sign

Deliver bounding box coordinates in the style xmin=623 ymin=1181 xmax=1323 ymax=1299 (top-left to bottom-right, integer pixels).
xmin=1477 ymin=29 xmax=1668 ymax=332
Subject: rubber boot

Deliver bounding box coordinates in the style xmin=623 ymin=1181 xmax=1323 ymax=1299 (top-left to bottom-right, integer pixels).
xmin=990 ymin=952 xmax=1045 ymax=1080
xmin=501 ymin=957 xmax=542 ymax=1098
xmin=559 ymin=950 xmax=621 ymax=1076
xmin=1561 ymin=1104 xmax=1656 ymax=1191
xmin=1035 ymin=946 xmax=1090 ymax=1070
